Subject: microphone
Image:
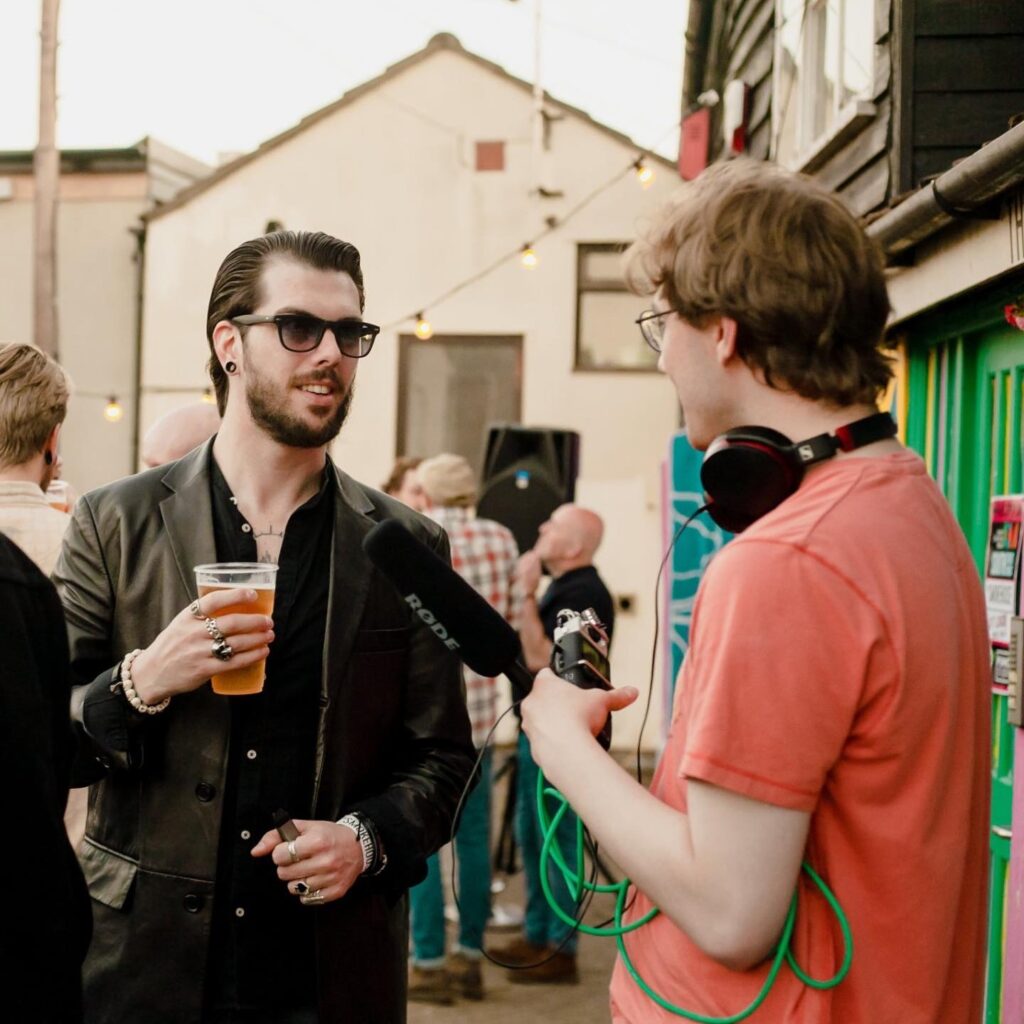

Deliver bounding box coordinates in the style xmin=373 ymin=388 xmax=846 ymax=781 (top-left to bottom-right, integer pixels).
xmin=362 ymin=519 xmax=534 ymax=698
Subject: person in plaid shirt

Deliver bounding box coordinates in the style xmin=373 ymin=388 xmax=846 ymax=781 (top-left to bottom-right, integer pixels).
xmin=407 ymin=452 xmax=522 ymax=1005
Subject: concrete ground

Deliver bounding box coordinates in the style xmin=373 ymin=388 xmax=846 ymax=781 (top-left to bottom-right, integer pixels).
xmin=407 ymin=870 xmax=619 ymax=1024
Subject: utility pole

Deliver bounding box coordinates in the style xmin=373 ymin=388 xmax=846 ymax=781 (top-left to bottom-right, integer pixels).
xmin=530 ymin=0 xmax=545 ymax=195
xmin=34 ymin=0 xmax=60 ymax=359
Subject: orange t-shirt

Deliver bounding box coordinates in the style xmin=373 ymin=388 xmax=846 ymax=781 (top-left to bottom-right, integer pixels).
xmin=610 ymin=451 xmax=990 ymax=1023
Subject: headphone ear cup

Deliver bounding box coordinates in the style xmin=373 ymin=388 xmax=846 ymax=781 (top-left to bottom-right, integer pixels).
xmin=700 ymin=427 xmax=802 ymax=533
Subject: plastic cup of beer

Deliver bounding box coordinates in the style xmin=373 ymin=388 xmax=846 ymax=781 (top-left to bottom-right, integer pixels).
xmin=194 ymin=562 xmax=278 ymax=696
xmin=46 ymin=479 xmax=70 ymax=513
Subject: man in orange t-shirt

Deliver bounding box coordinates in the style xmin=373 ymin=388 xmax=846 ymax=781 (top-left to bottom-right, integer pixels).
xmin=520 ymin=160 xmax=990 ymax=1023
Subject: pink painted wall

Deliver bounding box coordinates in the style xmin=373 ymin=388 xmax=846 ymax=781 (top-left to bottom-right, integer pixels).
xmin=1001 ymin=729 xmax=1024 ymax=1017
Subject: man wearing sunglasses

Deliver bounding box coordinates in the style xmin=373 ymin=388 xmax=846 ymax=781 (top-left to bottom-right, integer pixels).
xmin=55 ymin=231 xmax=475 ymax=1024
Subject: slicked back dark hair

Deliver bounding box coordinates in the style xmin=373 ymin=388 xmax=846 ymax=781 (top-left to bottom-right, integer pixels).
xmin=205 ymin=231 xmax=365 ymax=413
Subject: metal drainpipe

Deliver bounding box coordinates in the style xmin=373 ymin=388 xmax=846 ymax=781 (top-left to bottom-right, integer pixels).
xmin=683 ymin=0 xmax=712 ymax=111
xmin=867 ymin=119 xmax=1024 ymax=257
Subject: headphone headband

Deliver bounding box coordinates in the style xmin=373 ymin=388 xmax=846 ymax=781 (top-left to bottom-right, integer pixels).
xmin=701 ymin=412 xmax=897 ymax=533
xmin=793 ymin=412 xmax=898 ymax=467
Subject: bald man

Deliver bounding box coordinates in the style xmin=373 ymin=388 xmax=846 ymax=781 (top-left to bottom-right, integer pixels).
xmin=515 ymin=504 xmax=612 ymax=671
xmin=140 ymin=402 xmax=221 ymax=468
xmin=493 ymin=503 xmax=615 ymax=984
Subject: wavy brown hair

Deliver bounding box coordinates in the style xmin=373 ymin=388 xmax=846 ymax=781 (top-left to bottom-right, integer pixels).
xmin=206 ymin=231 xmax=365 ymax=414
xmin=625 ymin=159 xmax=892 ymax=406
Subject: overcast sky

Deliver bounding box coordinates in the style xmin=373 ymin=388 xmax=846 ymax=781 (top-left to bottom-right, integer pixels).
xmin=1 ymin=0 xmax=686 ymax=166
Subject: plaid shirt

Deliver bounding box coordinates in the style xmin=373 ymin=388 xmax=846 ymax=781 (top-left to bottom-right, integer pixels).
xmin=428 ymin=505 xmax=521 ymax=747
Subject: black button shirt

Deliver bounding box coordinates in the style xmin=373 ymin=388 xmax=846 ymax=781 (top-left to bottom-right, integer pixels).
xmin=204 ymin=456 xmax=333 ymax=1015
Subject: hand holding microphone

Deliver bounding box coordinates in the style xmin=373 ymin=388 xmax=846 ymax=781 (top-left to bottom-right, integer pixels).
xmin=521 ymin=670 xmax=638 ymax=789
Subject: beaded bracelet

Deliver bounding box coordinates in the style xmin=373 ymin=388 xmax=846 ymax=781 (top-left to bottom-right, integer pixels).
xmin=120 ymin=648 xmax=171 ymax=715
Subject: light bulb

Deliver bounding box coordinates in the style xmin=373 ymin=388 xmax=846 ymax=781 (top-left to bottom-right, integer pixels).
xmin=103 ymin=396 xmax=124 ymax=423
xmin=414 ymin=313 xmax=434 ymax=340
xmin=520 ymin=245 xmax=539 ymax=269
xmin=635 ymin=161 xmax=654 ymax=188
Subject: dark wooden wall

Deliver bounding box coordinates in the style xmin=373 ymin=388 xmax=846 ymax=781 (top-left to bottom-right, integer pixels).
xmin=705 ymin=0 xmax=775 ymax=163
xmin=908 ymin=0 xmax=1024 ymax=189
xmin=693 ymin=0 xmax=1024 ymax=212
xmin=698 ymin=0 xmax=893 ymax=216
xmin=807 ymin=0 xmax=892 ymax=214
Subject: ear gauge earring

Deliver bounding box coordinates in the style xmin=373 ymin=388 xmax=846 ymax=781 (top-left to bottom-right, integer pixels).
xmin=225 ymin=361 xmax=237 ymax=374
xmin=44 ymin=450 xmax=53 ymax=466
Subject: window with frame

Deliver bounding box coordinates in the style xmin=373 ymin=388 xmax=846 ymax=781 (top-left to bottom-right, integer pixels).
xmin=575 ymin=243 xmax=658 ymax=372
xmin=773 ymin=0 xmax=875 ymax=169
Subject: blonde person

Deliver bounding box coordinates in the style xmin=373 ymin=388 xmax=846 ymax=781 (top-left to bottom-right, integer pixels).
xmin=0 ymin=341 xmax=73 ymax=574
xmin=0 ymin=342 xmax=88 ymax=853
xmin=0 ymin=342 xmax=90 ymax=1021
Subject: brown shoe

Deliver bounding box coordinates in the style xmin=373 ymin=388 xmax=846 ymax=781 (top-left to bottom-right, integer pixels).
xmin=408 ymin=965 xmax=455 ymax=1005
xmin=507 ymin=950 xmax=579 ymax=985
xmin=488 ymin=935 xmax=548 ymax=968
xmin=448 ymin=951 xmax=484 ymax=1000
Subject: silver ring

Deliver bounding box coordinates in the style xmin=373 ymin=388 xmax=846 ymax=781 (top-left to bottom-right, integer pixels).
xmin=299 ymin=889 xmax=324 ymax=905
xmin=204 ymin=617 xmax=226 ymax=643
xmin=211 ymin=638 xmax=233 ymax=662
xmin=189 ymin=599 xmax=205 ymax=620
xmin=287 ymin=840 xmax=300 ymax=864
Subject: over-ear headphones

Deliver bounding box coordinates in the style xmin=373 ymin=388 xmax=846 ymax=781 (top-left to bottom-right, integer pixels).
xmin=700 ymin=411 xmax=897 ymax=533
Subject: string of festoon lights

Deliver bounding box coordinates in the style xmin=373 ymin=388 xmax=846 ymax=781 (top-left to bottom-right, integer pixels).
xmin=76 ymin=124 xmax=679 ymax=416
xmin=73 ymin=391 xmax=128 ymax=424
xmin=77 ymin=386 xmax=217 ymax=423
xmin=397 ymin=125 xmax=678 ymax=341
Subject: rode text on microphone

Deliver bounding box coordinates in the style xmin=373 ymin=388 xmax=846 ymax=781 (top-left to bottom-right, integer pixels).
xmin=402 ymin=592 xmax=461 ymax=651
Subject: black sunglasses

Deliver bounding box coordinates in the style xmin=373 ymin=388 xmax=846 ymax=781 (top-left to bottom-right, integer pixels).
xmin=231 ymin=314 xmax=380 ymax=358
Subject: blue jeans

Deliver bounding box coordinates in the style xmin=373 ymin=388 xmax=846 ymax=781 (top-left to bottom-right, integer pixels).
xmin=515 ymin=732 xmax=579 ymax=954
xmin=410 ymin=749 xmax=492 ymax=964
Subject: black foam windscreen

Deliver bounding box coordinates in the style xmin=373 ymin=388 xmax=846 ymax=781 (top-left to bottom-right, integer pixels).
xmin=363 ymin=519 xmax=528 ymax=687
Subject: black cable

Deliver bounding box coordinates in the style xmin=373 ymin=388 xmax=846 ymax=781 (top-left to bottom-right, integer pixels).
xmin=634 ymin=504 xmax=710 ymax=779
xmin=447 ymin=702 xmax=609 ymax=971
xmin=612 ymin=502 xmax=708 ymax=920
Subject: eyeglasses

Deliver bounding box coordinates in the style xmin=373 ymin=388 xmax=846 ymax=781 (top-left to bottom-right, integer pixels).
xmin=231 ymin=314 xmax=380 ymax=358
xmin=635 ymin=309 xmax=673 ymax=354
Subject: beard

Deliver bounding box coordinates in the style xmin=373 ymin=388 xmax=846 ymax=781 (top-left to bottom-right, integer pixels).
xmin=244 ymin=364 xmax=354 ymax=448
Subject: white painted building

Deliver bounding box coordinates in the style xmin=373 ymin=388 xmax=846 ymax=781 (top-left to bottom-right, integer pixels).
xmin=140 ymin=33 xmax=685 ymax=748
xmin=0 ymin=140 xmax=210 ymax=492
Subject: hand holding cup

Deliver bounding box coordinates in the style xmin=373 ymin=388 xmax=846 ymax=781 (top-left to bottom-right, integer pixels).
xmin=129 ymin=587 xmax=275 ymax=706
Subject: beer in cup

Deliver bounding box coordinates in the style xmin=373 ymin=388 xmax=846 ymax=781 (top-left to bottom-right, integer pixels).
xmin=46 ymin=480 xmax=70 ymax=513
xmin=194 ymin=562 xmax=278 ymax=695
